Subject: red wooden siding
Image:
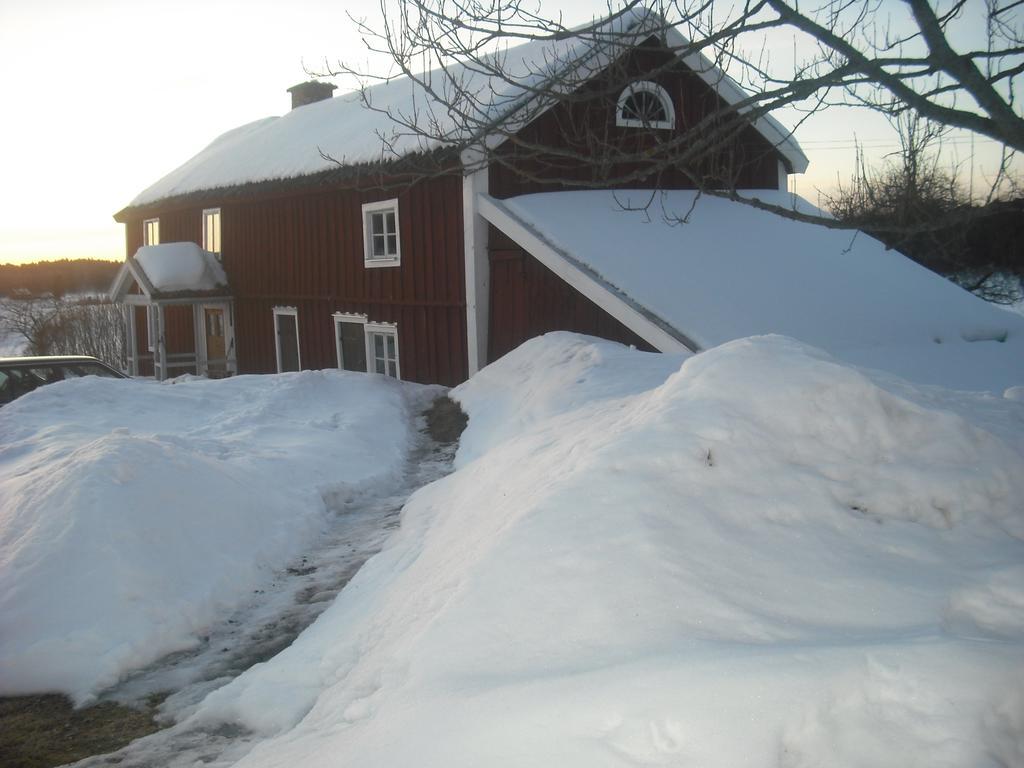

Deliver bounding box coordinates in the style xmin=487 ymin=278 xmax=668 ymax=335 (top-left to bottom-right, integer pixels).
xmin=233 ymin=298 xmax=466 ymax=385
xmin=129 ymin=304 xmax=196 ymax=377
xmin=164 ymin=305 xmax=196 ymax=369
xmin=124 ymin=174 xmax=467 ymax=386
xmin=488 ymin=227 xmax=656 ymax=361
xmin=489 ymin=41 xmax=782 ymax=199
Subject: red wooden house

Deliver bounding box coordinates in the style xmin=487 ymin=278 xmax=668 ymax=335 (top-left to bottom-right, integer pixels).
xmin=110 ymin=14 xmax=806 ymax=385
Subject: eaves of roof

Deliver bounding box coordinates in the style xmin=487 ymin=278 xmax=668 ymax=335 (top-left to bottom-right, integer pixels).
xmin=114 ymin=147 xmax=461 ymax=222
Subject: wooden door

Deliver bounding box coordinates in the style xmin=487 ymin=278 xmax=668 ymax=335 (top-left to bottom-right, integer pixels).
xmin=275 ymin=312 xmax=300 ymax=372
xmin=205 ymin=308 xmax=227 ymax=378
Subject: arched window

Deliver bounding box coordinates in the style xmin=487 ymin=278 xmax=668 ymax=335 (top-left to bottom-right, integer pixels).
xmin=616 ymin=81 xmax=675 ymax=130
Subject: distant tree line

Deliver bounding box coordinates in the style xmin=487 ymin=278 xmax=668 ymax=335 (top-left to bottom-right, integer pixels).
xmin=0 ymin=259 xmax=120 ymax=298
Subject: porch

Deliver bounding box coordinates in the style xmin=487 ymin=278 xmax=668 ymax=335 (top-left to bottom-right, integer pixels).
xmin=109 ymin=243 xmax=237 ymax=380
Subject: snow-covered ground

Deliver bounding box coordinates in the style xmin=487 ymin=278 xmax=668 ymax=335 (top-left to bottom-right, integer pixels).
xmin=120 ymin=333 xmax=1019 ymax=768
xmin=0 ymin=330 xmax=25 ymax=356
xmin=3 ymin=333 xmax=1023 ymax=767
xmin=0 ymin=370 xmax=438 ymax=705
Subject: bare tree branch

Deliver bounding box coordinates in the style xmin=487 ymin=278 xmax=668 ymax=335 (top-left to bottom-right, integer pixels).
xmin=309 ymin=0 xmax=1022 ymax=302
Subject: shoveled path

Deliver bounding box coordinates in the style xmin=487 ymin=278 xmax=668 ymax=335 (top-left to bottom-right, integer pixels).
xmin=64 ymin=397 xmax=465 ymax=768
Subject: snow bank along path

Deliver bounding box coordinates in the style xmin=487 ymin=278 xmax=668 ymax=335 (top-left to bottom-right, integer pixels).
xmin=0 ymin=370 xmax=434 ymax=705
xmin=177 ymin=333 xmax=1024 ymax=768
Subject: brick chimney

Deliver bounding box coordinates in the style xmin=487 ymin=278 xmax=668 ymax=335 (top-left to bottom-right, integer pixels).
xmin=286 ymin=81 xmax=337 ymax=110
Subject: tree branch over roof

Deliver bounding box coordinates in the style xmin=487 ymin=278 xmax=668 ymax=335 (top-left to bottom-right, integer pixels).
xmin=320 ymin=0 xmax=1020 ymax=206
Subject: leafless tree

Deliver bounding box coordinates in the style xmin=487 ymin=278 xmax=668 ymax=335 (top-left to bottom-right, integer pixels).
xmin=0 ymin=291 xmax=62 ymax=355
xmin=0 ymin=291 xmax=126 ymax=366
xmin=323 ymin=0 xmax=1022 ymax=226
xmin=43 ymin=300 xmax=127 ymax=367
xmin=822 ymin=112 xmax=1022 ymax=302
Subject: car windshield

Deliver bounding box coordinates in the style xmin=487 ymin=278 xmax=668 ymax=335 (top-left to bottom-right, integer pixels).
xmin=53 ymin=363 xmax=122 ymax=379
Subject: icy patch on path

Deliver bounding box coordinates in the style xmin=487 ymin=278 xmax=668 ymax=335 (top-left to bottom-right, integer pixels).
xmin=71 ymin=402 xmax=459 ymax=768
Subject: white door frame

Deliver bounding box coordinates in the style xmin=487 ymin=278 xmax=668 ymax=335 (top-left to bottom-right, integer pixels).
xmin=332 ymin=312 xmax=368 ymax=370
xmin=196 ymin=301 xmax=236 ymax=376
xmin=272 ymin=306 xmax=301 ymax=373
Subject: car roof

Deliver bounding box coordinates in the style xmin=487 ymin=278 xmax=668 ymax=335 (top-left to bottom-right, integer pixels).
xmin=0 ymin=355 xmax=109 ymax=365
xmin=0 ymin=356 xmax=126 ymax=377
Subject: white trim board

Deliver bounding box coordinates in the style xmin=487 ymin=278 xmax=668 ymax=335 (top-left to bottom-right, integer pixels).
xmin=476 ymin=193 xmax=698 ymax=356
xmin=461 ymin=155 xmax=490 ymax=375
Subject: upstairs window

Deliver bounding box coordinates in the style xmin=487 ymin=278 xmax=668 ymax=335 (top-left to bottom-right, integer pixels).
xmin=203 ymin=208 xmax=221 ymax=254
xmin=361 ymin=199 xmax=400 ymax=267
xmin=616 ymin=81 xmax=675 ymax=130
xmin=143 ymin=218 xmax=160 ymax=246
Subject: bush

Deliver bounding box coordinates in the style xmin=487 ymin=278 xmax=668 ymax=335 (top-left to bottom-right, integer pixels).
xmin=0 ymin=293 xmax=126 ymax=369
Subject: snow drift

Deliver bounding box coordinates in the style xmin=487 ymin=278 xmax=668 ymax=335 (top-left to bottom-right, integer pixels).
xmin=0 ymin=370 xmax=418 ymax=703
xmin=187 ymin=334 xmax=1024 ymax=767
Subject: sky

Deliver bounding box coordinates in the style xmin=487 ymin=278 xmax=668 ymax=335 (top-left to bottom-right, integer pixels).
xmin=0 ymin=0 xmax=1015 ymax=265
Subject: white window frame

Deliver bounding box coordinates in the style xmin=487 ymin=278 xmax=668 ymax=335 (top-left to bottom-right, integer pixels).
xmin=333 ymin=312 xmax=368 ymax=371
xmin=143 ymin=217 xmax=160 ymax=246
xmin=361 ymin=199 xmax=401 ymax=267
xmin=272 ymin=306 xmax=301 ymax=373
xmin=365 ymin=321 xmax=401 ymax=380
xmin=202 ymin=208 xmax=221 ymax=255
xmin=332 ymin=313 xmax=401 ymax=380
xmin=615 ymin=81 xmax=675 ymax=130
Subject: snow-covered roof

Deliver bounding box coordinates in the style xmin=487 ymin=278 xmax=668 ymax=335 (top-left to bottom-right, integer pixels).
xmin=110 ymin=242 xmax=229 ymax=300
xmin=492 ymin=189 xmax=1024 ymax=392
xmin=124 ymin=11 xmax=806 ymax=210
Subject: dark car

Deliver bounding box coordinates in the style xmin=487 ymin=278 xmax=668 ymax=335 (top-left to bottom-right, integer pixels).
xmin=0 ymin=356 xmax=127 ymax=406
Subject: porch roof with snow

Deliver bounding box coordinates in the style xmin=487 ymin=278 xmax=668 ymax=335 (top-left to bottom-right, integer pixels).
xmin=110 ymin=243 xmax=230 ymax=303
xmin=115 ymin=11 xmax=807 ymax=218
xmin=484 ymin=189 xmax=1024 ymax=392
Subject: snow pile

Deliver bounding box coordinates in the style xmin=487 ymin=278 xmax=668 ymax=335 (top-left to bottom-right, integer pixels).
xmin=188 ymin=333 xmax=1024 ymax=767
xmin=133 ymin=242 xmax=227 ymax=293
xmin=501 ymin=190 xmax=1024 ymax=392
xmin=0 ymin=370 xmax=415 ymax=703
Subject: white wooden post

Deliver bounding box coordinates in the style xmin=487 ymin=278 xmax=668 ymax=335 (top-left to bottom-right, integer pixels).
xmin=124 ymin=304 xmax=138 ymax=376
xmin=225 ymin=301 xmax=237 ymax=375
xmin=155 ymin=303 xmax=167 ymax=381
xmin=462 ymin=149 xmax=490 ymax=376
xmin=193 ymin=304 xmax=207 ymax=377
